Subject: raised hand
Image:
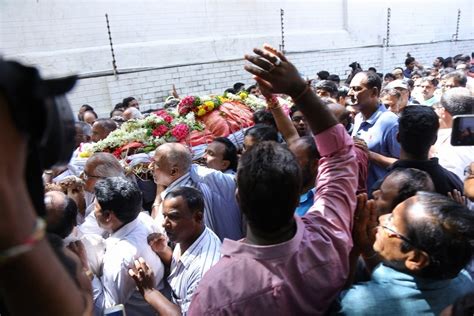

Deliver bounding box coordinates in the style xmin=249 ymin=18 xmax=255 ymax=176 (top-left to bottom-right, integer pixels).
xmin=352 ymin=193 xmax=378 ymax=257
xmin=244 ymin=44 xmax=307 ymax=98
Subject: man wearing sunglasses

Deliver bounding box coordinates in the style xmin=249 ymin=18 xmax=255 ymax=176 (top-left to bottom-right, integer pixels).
xmin=340 ymin=191 xmax=474 ymax=315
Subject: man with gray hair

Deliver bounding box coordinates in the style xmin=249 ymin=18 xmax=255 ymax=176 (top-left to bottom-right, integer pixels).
xmin=432 ymin=87 xmax=474 ymax=180
xmin=151 ymin=142 xmax=243 ymax=240
xmin=78 ymin=152 xmax=126 ymax=235
xmin=380 ymin=88 xmax=402 ymax=114
xmin=443 ymin=71 xmax=468 ymax=90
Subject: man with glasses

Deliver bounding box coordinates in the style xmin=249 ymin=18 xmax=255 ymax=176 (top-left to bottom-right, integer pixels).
xmin=78 ymin=153 xmax=126 ymax=236
xmin=464 ymin=162 xmax=474 ymax=211
xmin=431 ymin=87 xmax=474 ymax=181
xmin=340 ymin=191 xmax=474 ymax=315
xmin=289 ymin=105 xmax=309 ymax=137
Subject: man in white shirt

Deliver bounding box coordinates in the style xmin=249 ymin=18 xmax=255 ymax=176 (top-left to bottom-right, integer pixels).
xmin=129 ymin=186 xmax=221 ymax=315
xmin=432 ymin=87 xmax=474 ymax=181
xmin=78 ymin=153 xmax=125 ymax=234
xmin=88 ymin=177 xmax=165 ymax=316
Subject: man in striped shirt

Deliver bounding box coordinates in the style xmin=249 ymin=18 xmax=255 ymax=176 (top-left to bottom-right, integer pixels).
xmin=151 ymin=142 xmax=243 ymax=241
xmin=129 ymin=186 xmax=221 ymax=315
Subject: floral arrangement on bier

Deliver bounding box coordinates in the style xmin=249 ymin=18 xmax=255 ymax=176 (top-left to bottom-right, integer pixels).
xmin=79 ymin=110 xmax=203 ymax=159
xmin=177 ymin=91 xmax=271 ymax=116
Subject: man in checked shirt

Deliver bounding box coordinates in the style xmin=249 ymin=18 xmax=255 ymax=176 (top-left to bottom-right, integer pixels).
xmin=129 ymin=186 xmax=221 ymax=315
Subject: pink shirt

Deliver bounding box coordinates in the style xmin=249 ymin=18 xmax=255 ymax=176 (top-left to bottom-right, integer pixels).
xmin=188 ymin=124 xmax=358 ymax=315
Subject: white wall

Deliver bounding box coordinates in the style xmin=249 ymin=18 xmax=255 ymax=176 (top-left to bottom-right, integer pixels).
xmin=1 ymin=0 xmax=473 ymax=117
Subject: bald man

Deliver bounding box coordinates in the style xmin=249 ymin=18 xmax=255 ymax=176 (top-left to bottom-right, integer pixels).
xmin=91 ymin=119 xmax=117 ymax=143
xmin=45 ymin=190 xmax=78 ymax=239
xmin=151 ymin=143 xmax=243 ymax=240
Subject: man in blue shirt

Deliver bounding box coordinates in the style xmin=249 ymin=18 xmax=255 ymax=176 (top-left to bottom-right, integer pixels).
xmin=350 ymin=71 xmax=400 ymax=191
xmin=340 ymin=192 xmax=474 ymax=315
xmin=151 ymin=143 xmax=243 ymax=241
xmin=288 ymin=136 xmax=319 ymax=216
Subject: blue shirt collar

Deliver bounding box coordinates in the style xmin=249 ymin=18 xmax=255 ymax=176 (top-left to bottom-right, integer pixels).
xmin=373 ymin=264 xmax=458 ymax=290
xmin=363 ymin=104 xmax=387 ymax=126
xmin=299 ymin=187 xmax=315 ymax=204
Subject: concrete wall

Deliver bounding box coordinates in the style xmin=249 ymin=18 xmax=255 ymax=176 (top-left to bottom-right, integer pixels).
xmin=2 ymin=0 xmax=473 ymax=117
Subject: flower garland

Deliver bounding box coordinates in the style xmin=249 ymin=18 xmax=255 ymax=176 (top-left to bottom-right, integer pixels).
xmin=178 ymin=95 xmax=224 ymax=117
xmin=79 ymin=110 xmax=203 ymax=159
xmin=77 ymin=92 xmax=293 ymax=160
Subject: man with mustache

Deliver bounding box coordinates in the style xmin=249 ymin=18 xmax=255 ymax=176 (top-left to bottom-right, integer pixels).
xmin=349 ymin=71 xmax=401 ymax=191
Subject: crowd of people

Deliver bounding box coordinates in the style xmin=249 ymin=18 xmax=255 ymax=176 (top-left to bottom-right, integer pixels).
xmin=1 ymin=45 xmax=474 ymax=316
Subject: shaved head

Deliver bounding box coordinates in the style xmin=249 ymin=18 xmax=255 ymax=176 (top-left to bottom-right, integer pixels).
xmin=153 ymin=143 xmax=192 ymax=186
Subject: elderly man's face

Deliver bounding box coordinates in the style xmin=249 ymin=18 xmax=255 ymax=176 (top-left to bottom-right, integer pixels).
xmin=152 ymin=148 xmax=175 ymax=186
xmin=82 ymin=162 xmax=103 ymax=193
xmin=381 ymin=94 xmax=400 ymax=114
xmin=373 ymin=197 xmax=423 ymax=266
xmin=91 ymin=123 xmax=108 ymax=143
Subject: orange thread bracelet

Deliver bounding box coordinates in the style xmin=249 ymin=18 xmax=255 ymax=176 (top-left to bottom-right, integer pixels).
xmin=0 ymin=218 xmax=46 ymax=265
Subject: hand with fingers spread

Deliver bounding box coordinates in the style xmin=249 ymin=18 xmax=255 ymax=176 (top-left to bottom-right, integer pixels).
xmin=352 ymin=193 xmax=378 ymax=258
xmin=128 ymin=257 xmax=182 ymax=315
xmin=244 ymin=44 xmax=338 ymax=135
xmin=128 ymin=257 xmax=155 ymax=297
xmin=244 ymin=44 xmax=307 ymax=98
xmin=448 ymin=189 xmax=467 ymax=206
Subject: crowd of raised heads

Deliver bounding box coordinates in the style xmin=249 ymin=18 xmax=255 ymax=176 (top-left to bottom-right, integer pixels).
xmin=2 ymin=46 xmax=474 ymax=316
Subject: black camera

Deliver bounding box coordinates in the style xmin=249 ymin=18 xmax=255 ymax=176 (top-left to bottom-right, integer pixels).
xmin=0 ymin=59 xmax=77 ymax=216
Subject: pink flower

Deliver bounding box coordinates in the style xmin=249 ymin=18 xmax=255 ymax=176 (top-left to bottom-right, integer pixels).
xmin=152 ymin=125 xmax=169 ymax=137
xmin=171 ymin=124 xmax=190 ymax=141
xmin=178 ymin=96 xmax=196 ymax=116
xmin=155 ymin=110 xmax=173 ymax=124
